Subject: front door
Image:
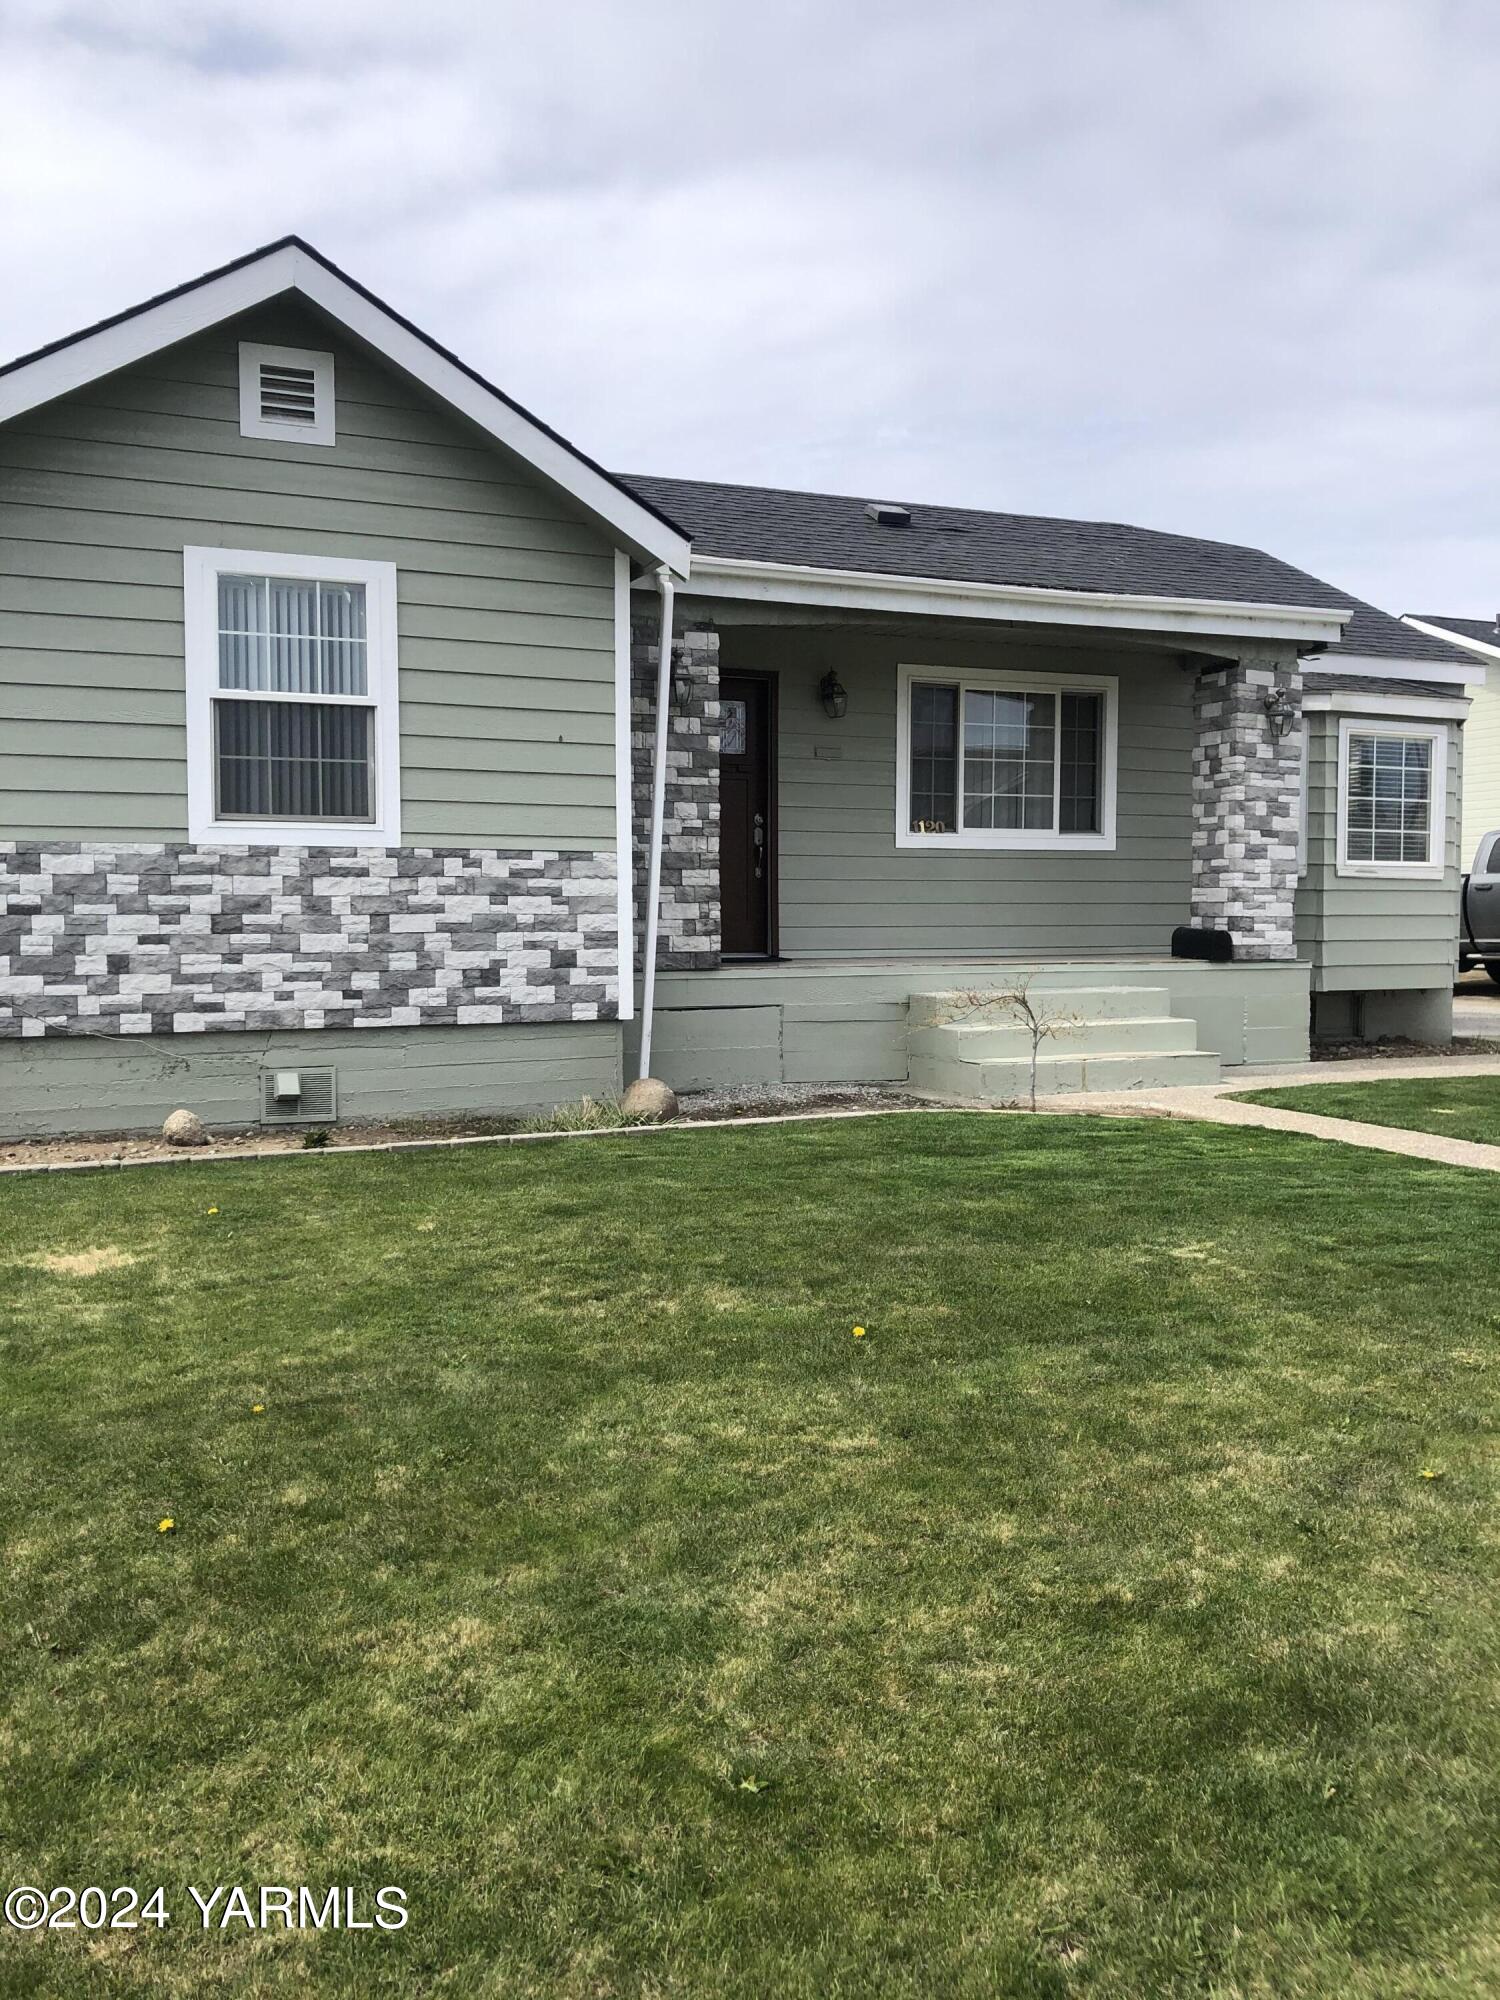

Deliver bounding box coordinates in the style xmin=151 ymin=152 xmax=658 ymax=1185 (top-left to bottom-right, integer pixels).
xmin=719 ymin=674 xmax=774 ymax=956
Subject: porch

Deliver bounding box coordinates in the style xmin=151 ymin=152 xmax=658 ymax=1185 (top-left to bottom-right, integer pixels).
xmin=625 ymin=955 xmax=1311 ymax=1096
xmin=629 ymin=599 xmax=1310 ymax=1096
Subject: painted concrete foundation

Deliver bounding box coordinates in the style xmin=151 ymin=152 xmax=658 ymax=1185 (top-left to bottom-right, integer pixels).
xmin=1311 ymin=987 xmax=1455 ymax=1046
xmin=625 ymin=958 xmax=1311 ymax=1093
xmin=0 ymin=1020 xmax=623 ymax=1138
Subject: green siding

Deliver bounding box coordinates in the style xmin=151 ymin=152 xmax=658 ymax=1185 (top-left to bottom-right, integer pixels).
xmin=1461 ymin=672 xmax=1500 ymax=867
xmin=1295 ymin=712 xmax=1461 ymax=993
xmin=0 ymin=1021 xmax=622 ymax=1138
xmin=719 ymin=626 xmax=1192 ymax=956
xmin=0 ymin=301 xmax=618 ymax=847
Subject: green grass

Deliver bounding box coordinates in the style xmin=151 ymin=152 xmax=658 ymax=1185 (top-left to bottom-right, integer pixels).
xmin=1238 ymin=1073 xmax=1500 ymax=1145
xmin=3 ymin=1113 xmax=1500 ymax=1997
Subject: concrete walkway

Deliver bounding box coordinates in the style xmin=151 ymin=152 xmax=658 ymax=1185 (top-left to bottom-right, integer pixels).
xmin=1060 ymin=1055 xmax=1500 ymax=1174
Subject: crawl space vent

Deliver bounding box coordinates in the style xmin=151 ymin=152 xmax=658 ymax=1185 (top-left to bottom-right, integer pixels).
xmin=259 ymin=1066 xmax=337 ymax=1124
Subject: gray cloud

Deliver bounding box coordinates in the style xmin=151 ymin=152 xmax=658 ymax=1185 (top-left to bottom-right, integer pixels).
xmin=3 ymin=0 xmax=1497 ymax=611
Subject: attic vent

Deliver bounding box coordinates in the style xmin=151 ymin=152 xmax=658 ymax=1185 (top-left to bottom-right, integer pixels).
xmin=259 ymin=362 xmax=317 ymax=426
xmin=260 ymin=1065 xmax=337 ymax=1124
xmin=238 ymin=343 xmax=336 ymax=447
xmin=865 ymin=501 xmax=911 ymax=527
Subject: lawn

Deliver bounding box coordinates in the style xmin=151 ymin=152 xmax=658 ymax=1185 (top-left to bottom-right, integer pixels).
xmin=1238 ymin=1072 xmax=1500 ymax=1146
xmin=3 ymin=1112 xmax=1500 ymax=1998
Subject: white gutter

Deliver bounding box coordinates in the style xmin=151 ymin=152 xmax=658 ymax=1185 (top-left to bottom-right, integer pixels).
xmin=635 ymin=566 xmax=675 ymax=1081
xmin=611 ymin=551 xmax=634 ymax=1022
xmin=1300 ymin=650 xmax=1474 ymax=688
xmin=678 ymin=553 xmax=1352 ymax=646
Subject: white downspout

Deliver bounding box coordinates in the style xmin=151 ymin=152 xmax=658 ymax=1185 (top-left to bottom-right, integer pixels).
xmin=636 ymin=565 xmax=675 ymax=1079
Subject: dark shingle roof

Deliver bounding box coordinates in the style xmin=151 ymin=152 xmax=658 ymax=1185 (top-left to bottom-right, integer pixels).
xmin=618 ymin=473 xmax=1470 ymax=669
xmin=1408 ymin=613 xmax=1500 ymax=650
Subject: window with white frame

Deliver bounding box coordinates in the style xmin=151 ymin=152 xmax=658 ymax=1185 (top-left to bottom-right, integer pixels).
xmin=897 ymin=666 xmax=1117 ymax=848
xmin=1336 ymin=717 xmax=1445 ymax=875
xmin=183 ymin=548 xmax=400 ymax=845
xmin=238 ymin=343 xmax=336 ymax=446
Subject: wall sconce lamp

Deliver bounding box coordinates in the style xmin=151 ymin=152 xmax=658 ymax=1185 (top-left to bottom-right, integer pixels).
xmin=819 ymin=670 xmax=849 ymax=720
xmin=1263 ymin=686 xmax=1295 ymax=739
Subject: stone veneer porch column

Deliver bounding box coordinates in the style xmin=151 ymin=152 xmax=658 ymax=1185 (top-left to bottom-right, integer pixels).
xmin=1189 ymin=650 xmax=1303 ymax=961
xmin=630 ymin=614 xmax=721 ymax=969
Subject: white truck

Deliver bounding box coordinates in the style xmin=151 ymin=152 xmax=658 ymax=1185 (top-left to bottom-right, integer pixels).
xmin=1460 ymin=833 xmax=1500 ymax=982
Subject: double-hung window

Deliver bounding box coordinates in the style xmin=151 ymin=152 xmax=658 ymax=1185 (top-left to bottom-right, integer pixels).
xmin=184 ymin=547 xmax=400 ymax=844
xmin=1336 ymin=717 xmax=1445 ymax=877
xmin=897 ymin=665 xmax=1117 ymax=849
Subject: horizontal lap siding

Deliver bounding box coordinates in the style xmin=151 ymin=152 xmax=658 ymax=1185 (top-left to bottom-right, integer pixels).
xmin=1460 ymin=679 xmax=1500 ymax=866
xmin=1295 ymin=713 xmax=1461 ymax=991
xmin=721 ymin=628 xmax=1192 ymax=956
xmin=0 ymin=301 xmax=617 ymax=847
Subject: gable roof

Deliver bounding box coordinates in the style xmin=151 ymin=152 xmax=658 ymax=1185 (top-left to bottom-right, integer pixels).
xmin=620 ymin=473 xmax=1470 ymax=670
xmin=0 ymin=236 xmax=690 ymax=574
xmin=1405 ymin=612 xmax=1500 ymax=658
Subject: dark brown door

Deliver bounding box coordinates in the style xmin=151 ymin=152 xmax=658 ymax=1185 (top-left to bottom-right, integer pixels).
xmin=719 ymin=674 xmax=774 ymax=956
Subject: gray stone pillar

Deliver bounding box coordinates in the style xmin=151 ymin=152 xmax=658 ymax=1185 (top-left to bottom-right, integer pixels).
xmin=631 ymin=616 xmax=721 ymax=969
xmin=1189 ymin=651 xmax=1303 ymax=961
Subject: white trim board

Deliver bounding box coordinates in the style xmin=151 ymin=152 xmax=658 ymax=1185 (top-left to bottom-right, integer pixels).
xmin=1303 ymin=691 xmax=1470 ymax=721
xmin=0 ymin=240 xmax=689 ymax=575
xmin=183 ymin=544 xmax=401 ymax=846
xmin=1300 ymin=651 xmax=1472 ymax=687
xmin=1334 ymin=716 xmax=1448 ymax=881
xmin=683 ymin=553 xmax=1351 ymax=646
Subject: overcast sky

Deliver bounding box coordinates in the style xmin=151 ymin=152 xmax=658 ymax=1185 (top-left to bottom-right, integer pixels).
xmin=3 ymin=0 xmax=1497 ymax=615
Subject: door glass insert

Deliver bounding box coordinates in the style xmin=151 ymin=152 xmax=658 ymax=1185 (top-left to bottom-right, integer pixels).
xmin=721 ymin=699 xmax=748 ymax=756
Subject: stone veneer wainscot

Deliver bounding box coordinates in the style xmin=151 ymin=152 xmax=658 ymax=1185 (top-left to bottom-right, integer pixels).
xmin=0 ymin=843 xmax=619 ymax=1037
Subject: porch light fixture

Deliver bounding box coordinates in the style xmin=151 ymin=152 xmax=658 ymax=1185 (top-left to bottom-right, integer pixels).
xmin=1263 ymin=686 xmax=1295 ymax=739
xmin=819 ymin=670 xmax=849 ymax=720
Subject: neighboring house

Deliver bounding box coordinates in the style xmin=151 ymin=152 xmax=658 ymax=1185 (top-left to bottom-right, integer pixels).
xmin=0 ymin=238 xmax=1477 ymax=1135
xmin=1403 ymin=615 xmax=1500 ymax=864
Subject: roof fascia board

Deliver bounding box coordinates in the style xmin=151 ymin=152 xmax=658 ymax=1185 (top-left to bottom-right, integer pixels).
xmin=1301 ymin=651 xmax=1473 ymax=687
xmin=1303 ymin=690 xmax=1470 ymax=720
xmin=0 ymin=245 xmax=303 ymax=424
xmin=679 ymin=553 xmax=1350 ymax=645
xmin=0 ymin=244 xmax=689 ymax=574
xmin=1402 ymin=616 xmax=1500 ymax=665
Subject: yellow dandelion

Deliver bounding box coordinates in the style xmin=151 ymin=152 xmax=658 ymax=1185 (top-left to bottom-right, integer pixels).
xmin=853 ymin=1325 xmax=866 ymax=1338
xmin=157 ymin=1518 xmax=176 ymax=1534
xmin=1420 ymin=1467 xmax=1444 ymax=1480
xmin=207 ymin=1206 xmax=219 ymax=1216
xmin=251 ymin=1404 xmax=265 ymax=1415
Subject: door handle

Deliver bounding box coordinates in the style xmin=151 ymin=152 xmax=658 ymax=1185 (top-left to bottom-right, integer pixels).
xmin=753 ymin=812 xmax=765 ymax=880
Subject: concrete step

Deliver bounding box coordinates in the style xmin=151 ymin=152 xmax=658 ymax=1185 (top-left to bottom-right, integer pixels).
xmin=909 ymin=1014 xmax=1199 ymax=1061
xmin=909 ymin=984 xmax=1174 ymax=1028
xmin=908 ymin=1047 xmax=1222 ymax=1100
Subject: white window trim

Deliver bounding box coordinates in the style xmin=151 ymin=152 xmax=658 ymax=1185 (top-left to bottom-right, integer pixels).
xmin=238 ymin=342 xmax=336 ymax=447
xmin=895 ymin=663 xmax=1118 ymax=851
xmin=1334 ymin=716 xmax=1446 ymax=880
xmin=183 ymin=546 xmax=401 ymax=846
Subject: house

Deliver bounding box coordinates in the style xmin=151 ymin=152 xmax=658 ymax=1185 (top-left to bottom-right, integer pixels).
xmin=1403 ymin=615 xmax=1500 ymax=866
xmin=0 ymin=238 xmax=1476 ymax=1136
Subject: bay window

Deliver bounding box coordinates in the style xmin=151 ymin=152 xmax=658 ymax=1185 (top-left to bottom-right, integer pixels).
xmin=184 ymin=548 xmax=400 ymax=845
xmin=898 ymin=666 xmax=1117 ymax=849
